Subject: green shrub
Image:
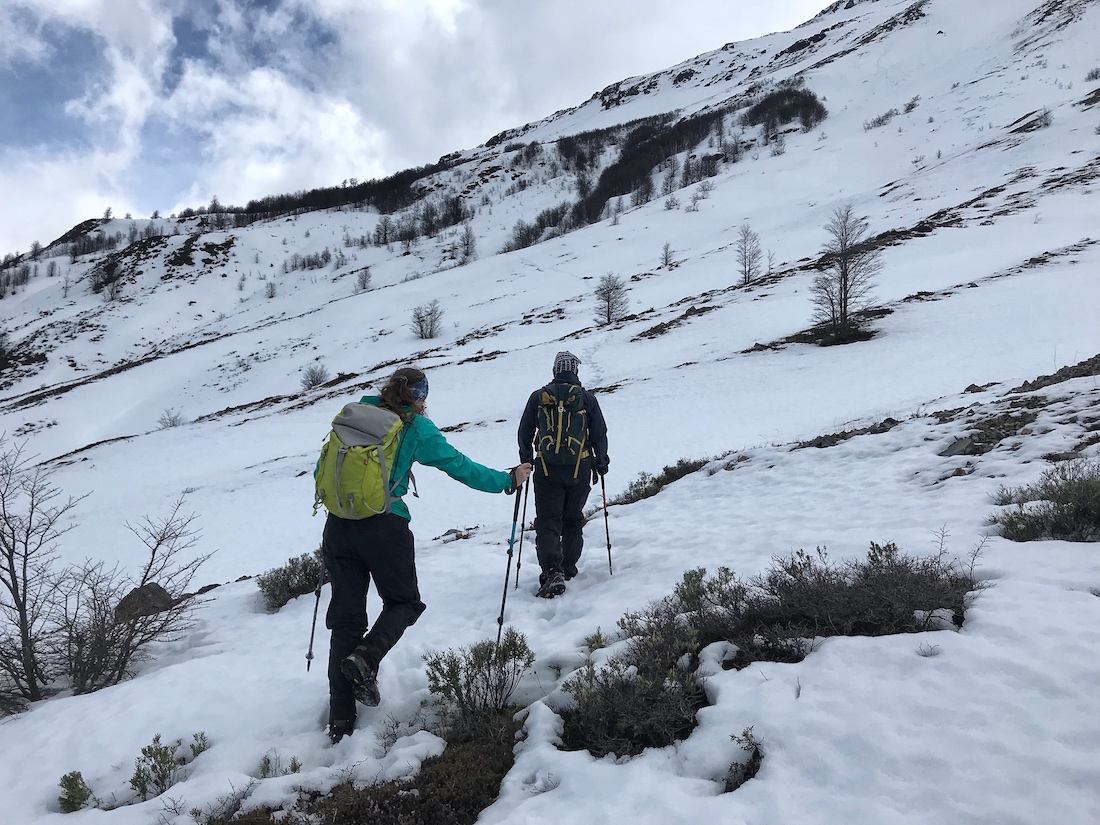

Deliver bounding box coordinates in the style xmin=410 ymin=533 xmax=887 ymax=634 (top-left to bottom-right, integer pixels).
xmin=257 ymin=751 xmax=301 ymax=778
xmin=129 ymin=734 xmax=187 ymax=801
xmin=307 ymin=713 xmax=518 ymax=825
xmin=989 ymin=457 xmax=1100 ymax=542
xmin=256 ymin=549 xmax=324 ymax=610
xmin=562 ymin=540 xmax=978 ymax=758
xmin=724 ymin=727 xmax=764 ymax=792
xmin=212 ymin=715 xmax=519 ymax=825
xmin=424 ymin=627 xmax=534 ymax=733
xmin=611 ymin=457 xmax=709 ymax=506
xmin=58 ymin=771 xmax=94 ymax=813
xmin=560 ymin=657 xmax=705 ymax=758
xmin=561 ymin=593 xmax=706 ymax=757
xmin=864 ymin=108 xmax=900 ymax=130
xmin=678 ymin=543 xmax=977 ymax=665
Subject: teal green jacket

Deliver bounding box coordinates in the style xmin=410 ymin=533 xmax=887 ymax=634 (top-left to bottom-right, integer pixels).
xmin=360 ymin=395 xmax=513 ymax=520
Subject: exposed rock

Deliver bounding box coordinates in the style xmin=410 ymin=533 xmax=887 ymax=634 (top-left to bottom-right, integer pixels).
xmin=114 ymin=582 xmax=174 ymax=621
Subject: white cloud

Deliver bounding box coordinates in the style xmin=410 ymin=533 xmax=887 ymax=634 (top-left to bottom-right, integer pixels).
xmin=0 ymin=0 xmax=828 ymax=253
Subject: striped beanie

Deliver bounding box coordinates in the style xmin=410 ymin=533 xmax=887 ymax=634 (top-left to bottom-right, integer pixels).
xmin=553 ymin=351 xmax=580 ymax=376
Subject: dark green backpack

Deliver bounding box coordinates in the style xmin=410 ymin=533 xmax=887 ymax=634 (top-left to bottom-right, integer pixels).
xmin=535 ymin=382 xmax=589 ymax=477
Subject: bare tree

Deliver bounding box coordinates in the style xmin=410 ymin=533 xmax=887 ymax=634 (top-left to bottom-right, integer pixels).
xmin=661 ymin=242 xmax=674 ymax=268
xmin=411 ymin=299 xmax=445 ymax=339
xmin=736 ymin=224 xmax=763 ymax=286
xmin=57 ymin=498 xmax=209 ymax=694
xmin=374 ymin=215 xmax=394 ymax=248
xmin=594 ymin=273 xmax=629 ymax=326
xmin=354 ymin=268 xmax=371 ymax=294
xmin=810 ymin=205 xmax=881 ymax=340
xmin=0 ymin=441 xmax=87 ymax=711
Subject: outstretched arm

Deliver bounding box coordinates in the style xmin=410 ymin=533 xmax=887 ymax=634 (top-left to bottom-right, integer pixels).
xmin=414 ymin=415 xmax=517 ymax=493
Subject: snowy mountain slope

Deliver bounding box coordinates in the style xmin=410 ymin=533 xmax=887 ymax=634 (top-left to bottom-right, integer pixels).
xmin=0 ymin=0 xmax=1099 ymax=821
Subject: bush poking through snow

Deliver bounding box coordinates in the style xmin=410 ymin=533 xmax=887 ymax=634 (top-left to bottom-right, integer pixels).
xmin=989 ymin=456 xmax=1100 ymax=542
xmin=410 ymin=299 xmax=445 ymax=339
xmin=864 ymin=108 xmax=900 ymax=130
xmin=676 ymin=543 xmax=978 ymax=664
xmin=58 ymin=771 xmax=95 ymax=812
xmin=724 ymin=727 xmax=764 ymax=792
xmin=129 ymin=733 xmax=207 ymax=801
xmin=1086 ymin=67 xmax=1100 ymax=82
xmin=300 ymin=363 xmax=330 ymax=390
xmin=610 ymin=457 xmax=710 ymax=506
xmin=561 ymin=656 xmax=705 ymax=758
xmin=561 ymin=594 xmax=706 ymax=757
xmin=257 ymin=750 xmax=302 ymax=778
xmin=157 ymin=408 xmax=186 ymax=429
xmin=561 ymin=541 xmax=979 ymax=758
xmin=220 ymin=716 xmax=519 ymax=824
xmin=424 ymin=627 xmax=534 ymax=735
xmin=255 ymin=549 xmax=324 ymax=611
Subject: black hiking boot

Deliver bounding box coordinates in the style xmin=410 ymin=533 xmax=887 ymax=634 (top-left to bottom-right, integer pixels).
xmin=340 ymin=650 xmax=381 ymax=707
xmin=536 ymin=571 xmax=566 ymax=599
xmin=327 ymin=718 xmax=355 ymax=744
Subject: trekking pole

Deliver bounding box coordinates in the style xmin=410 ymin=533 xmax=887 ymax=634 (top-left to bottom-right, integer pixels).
xmin=306 ymin=548 xmax=328 ymax=672
xmin=514 ymin=478 xmax=530 ymax=590
xmin=601 ymin=475 xmax=613 ymax=576
xmin=497 ymin=489 xmax=523 ymax=647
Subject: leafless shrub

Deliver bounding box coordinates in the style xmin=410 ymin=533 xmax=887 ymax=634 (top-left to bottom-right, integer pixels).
xmin=410 ymin=299 xmax=445 ymax=339
xmin=58 ymin=498 xmax=209 ymax=694
xmin=157 ymin=408 xmax=186 ymax=429
xmin=0 ymin=440 xmax=87 ymax=712
xmin=300 ymin=363 xmax=330 ymax=390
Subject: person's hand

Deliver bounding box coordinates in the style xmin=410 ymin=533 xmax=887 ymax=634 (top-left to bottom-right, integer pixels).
xmin=510 ymin=463 xmax=533 ymax=490
xmin=591 ymin=467 xmax=600 ymax=485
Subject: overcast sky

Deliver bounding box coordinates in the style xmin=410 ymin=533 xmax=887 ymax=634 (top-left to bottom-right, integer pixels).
xmin=0 ymin=0 xmax=827 ymax=255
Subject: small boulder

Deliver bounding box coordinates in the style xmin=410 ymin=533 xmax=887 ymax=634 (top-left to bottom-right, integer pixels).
xmin=114 ymin=582 xmax=174 ymax=621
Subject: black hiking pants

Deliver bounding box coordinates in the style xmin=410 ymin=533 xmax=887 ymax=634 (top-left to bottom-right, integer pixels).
xmin=533 ymin=461 xmax=592 ymax=580
xmin=321 ymin=512 xmax=426 ymax=722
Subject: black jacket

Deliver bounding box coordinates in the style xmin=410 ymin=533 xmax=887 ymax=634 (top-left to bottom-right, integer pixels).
xmin=517 ymin=371 xmax=609 ymax=471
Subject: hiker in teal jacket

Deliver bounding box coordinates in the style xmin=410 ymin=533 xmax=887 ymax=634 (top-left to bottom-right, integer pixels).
xmin=321 ymin=366 xmax=532 ymax=743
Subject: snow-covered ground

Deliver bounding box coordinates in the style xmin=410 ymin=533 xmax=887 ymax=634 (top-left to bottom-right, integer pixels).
xmin=1 ymin=0 xmax=1099 ymax=821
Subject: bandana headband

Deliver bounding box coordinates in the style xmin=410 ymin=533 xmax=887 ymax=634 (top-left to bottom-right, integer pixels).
xmin=407 ymin=376 xmax=429 ymax=401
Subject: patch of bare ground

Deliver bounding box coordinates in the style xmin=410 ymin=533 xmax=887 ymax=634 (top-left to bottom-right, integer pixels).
xmin=1009 ymin=352 xmax=1100 ymax=393
xmin=742 ymin=307 xmax=892 ymax=353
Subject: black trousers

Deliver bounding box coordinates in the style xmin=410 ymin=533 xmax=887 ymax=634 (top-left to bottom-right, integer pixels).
xmin=533 ymin=462 xmax=592 ymax=579
xmin=321 ymin=512 xmax=426 ymax=722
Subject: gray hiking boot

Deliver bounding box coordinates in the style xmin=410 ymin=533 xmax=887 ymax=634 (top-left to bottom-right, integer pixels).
xmin=536 ymin=571 xmax=567 ymax=598
xmin=340 ymin=650 xmax=381 ymax=707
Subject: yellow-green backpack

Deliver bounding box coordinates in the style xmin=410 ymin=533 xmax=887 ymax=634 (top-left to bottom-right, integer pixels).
xmin=313 ymin=403 xmax=407 ymax=519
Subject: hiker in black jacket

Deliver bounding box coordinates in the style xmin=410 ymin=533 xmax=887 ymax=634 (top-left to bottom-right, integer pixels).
xmin=517 ymin=351 xmax=609 ymax=598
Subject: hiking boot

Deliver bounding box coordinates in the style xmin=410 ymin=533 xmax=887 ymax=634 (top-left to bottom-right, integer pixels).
xmin=563 ymin=565 xmax=579 ymax=581
xmin=536 ymin=571 xmax=566 ymax=599
xmin=340 ymin=650 xmax=381 ymax=707
xmin=327 ymin=718 xmax=355 ymax=744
